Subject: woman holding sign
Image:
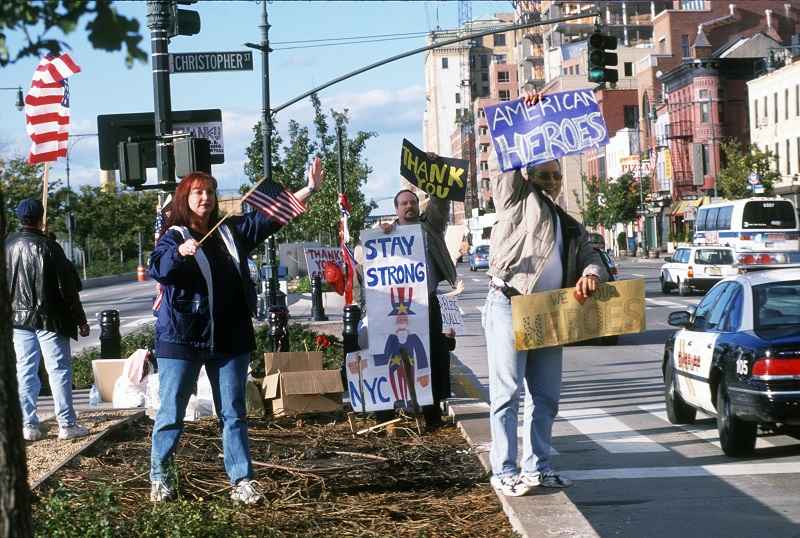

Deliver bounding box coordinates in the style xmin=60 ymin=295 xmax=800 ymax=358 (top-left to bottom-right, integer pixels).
xmin=481 ymin=91 xmax=607 ymax=498
xmin=148 ymin=159 xmax=323 ymax=504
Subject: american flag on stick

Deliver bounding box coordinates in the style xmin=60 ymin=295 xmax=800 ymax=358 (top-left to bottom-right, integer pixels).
xmin=243 ymin=176 xmax=306 ymax=226
xmin=25 ymin=54 xmax=81 ymax=164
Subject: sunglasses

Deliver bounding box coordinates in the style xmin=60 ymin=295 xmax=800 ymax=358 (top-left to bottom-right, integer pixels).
xmin=534 ymin=171 xmax=562 ymax=181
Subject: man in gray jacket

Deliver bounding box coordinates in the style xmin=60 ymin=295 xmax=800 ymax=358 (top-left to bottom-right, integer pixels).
xmin=482 ymin=92 xmax=607 ymax=497
xmin=6 ymin=198 xmax=90 ymax=442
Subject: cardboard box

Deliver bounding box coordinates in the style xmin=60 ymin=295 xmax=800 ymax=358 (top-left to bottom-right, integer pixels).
xmin=261 ymin=351 xmax=344 ymax=416
xmin=91 ymin=359 xmax=126 ymax=402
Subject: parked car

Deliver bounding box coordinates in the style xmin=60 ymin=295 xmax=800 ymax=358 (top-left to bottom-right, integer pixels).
xmin=587 ymin=232 xmax=605 ymax=249
xmin=469 ymin=245 xmax=490 ymax=271
xmin=594 ymin=247 xmax=618 ymax=282
xmin=663 ymin=268 xmax=800 ymax=456
xmin=660 ymin=246 xmax=737 ymax=296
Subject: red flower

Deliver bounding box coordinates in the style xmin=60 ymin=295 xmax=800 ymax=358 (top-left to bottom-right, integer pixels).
xmin=315 ymin=335 xmax=331 ymax=348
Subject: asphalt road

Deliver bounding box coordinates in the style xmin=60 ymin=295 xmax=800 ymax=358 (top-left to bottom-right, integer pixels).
xmin=452 ymin=257 xmax=800 ymax=537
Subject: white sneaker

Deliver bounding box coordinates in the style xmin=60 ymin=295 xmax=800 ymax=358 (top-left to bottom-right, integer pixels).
xmin=231 ymin=479 xmax=264 ymax=504
xmin=490 ymin=475 xmax=531 ymax=497
xmin=23 ymin=426 xmax=42 ymax=441
xmin=522 ymin=470 xmax=573 ymax=489
xmin=150 ymin=481 xmax=176 ymax=502
xmin=58 ymin=425 xmax=89 ymax=440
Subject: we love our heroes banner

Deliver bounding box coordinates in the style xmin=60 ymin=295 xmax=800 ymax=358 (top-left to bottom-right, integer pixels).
xmin=511 ymin=278 xmax=646 ymax=350
xmin=484 ymin=89 xmax=610 ymax=172
xmin=400 ymin=139 xmax=468 ymax=202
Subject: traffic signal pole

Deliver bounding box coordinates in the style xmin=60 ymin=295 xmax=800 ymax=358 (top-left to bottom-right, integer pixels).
xmin=146 ymin=1 xmax=175 ymax=186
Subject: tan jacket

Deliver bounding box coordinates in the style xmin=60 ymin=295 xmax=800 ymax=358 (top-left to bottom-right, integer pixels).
xmin=486 ymin=150 xmax=606 ymax=295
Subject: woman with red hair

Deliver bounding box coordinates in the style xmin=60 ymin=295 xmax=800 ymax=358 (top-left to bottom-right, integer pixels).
xmin=148 ymin=159 xmax=322 ymax=504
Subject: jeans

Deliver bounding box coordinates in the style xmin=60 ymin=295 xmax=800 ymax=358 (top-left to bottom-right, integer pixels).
xmin=14 ymin=328 xmax=77 ymax=429
xmin=150 ymin=353 xmax=254 ymax=485
xmin=481 ymin=288 xmax=563 ymax=478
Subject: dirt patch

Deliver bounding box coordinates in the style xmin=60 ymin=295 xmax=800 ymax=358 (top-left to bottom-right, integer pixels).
xmin=30 ymin=411 xmax=515 ymax=537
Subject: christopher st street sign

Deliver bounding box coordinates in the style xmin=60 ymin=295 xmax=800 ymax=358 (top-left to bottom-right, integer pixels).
xmin=170 ymin=51 xmax=254 ymax=74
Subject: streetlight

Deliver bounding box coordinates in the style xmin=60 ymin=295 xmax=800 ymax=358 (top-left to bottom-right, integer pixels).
xmin=65 ymin=133 xmax=98 ymax=264
xmin=1 ymin=86 xmax=25 ymax=111
xmin=634 ymin=119 xmax=647 ymax=258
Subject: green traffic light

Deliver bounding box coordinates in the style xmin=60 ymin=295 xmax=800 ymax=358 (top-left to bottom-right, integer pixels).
xmin=587 ymin=31 xmax=619 ymax=84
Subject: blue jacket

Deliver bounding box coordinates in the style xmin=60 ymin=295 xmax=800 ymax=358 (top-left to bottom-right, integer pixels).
xmin=149 ymin=211 xmax=281 ymax=359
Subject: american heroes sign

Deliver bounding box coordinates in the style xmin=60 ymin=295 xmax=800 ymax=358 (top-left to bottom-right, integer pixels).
xmin=484 ymin=89 xmax=610 ymax=172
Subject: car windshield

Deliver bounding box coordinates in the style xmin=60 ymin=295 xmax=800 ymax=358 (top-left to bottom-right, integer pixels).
xmin=475 ymin=246 xmax=489 ymax=254
xmin=753 ymin=280 xmax=800 ymax=329
xmin=694 ymin=249 xmax=734 ymax=265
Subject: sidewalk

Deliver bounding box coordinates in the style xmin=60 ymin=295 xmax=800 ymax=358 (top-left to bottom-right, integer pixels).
xmin=38 ymin=288 xmax=590 ymax=537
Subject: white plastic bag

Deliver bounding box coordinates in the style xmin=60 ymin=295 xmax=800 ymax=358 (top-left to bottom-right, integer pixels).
xmin=146 ymin=372 xmax=161 ymax=412
xmin=112 ymin=375 xmax=147 ymax=408
xmin=194 ymin=365 xmax=216 ymax=417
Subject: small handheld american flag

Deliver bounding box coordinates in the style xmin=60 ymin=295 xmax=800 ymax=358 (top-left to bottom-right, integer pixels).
xmin=243 ymin=176 xmax=306 ymax=226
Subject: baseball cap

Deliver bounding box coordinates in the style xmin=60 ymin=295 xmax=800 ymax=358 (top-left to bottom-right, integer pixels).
xmin=17 ymin=198 xmax=44 ymax=224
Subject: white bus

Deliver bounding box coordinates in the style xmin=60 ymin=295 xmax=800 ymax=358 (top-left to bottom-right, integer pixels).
xmin=693 ymin=197 xmax=800 ymax=265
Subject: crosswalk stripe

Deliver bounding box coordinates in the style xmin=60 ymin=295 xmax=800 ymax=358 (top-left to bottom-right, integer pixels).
xmin=558 ymin=408 xmax=668 ymax=453
xmin=638 ymin=403 xmax=782 ymax=449
xmin=565 ymin=461 xmax=800 ymax=481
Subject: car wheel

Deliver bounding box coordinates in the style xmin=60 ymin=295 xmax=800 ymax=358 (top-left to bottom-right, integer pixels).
xmin=664 ymin=364 xmax=696 ymax=424
xmin=716 ymin=382 xmax=757 ymax=457
xmin=678 ymin=278 xmax=690 ymax=297
xmin=660 ymin=275 xmax=670 ymax=295
xmin=470 ymin=266 xmax=476 ymax=272
xmin=600 ymin=335 xmax=619 ymax=346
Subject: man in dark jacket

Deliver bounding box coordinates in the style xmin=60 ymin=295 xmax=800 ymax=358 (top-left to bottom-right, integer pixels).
xmin=6 ymin=198 xmax=90 ymax=442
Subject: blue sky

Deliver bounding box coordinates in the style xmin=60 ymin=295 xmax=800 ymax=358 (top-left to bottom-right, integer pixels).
xmin=0 ymin=1 xmax=511 ymax=215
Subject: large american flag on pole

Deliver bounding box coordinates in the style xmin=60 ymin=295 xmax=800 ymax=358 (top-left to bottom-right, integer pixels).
xmin=25 ymin=54 xmax=81 ymax=164
xmin=243 ymin=176 xmax=306 ymax=226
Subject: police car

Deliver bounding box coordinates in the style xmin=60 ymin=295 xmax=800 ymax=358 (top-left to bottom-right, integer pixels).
xmin=663 ymin=267 xmax=800 ymax=456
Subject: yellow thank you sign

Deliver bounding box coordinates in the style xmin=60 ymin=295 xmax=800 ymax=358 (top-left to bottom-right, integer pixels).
xmin=511 ymin=279 xmax=646 ymax=350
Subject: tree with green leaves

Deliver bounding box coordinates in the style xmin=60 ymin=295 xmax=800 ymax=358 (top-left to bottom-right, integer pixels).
xmin=1 ymin=155 xmax=69 ymax=239
xmin=572 ymin=173 xmax=605 ymax=229
xmin=244 ymin=94 xmax=376 ymax=247
xmin=715 ymin=140 xmax=778 ymax=199
xmin=0 ymin=1 xmax=147 ymax=67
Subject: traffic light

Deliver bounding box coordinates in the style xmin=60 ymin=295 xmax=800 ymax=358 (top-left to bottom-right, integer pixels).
xmin=167 ymin=1 xmax=201 ymax=38
xmin=588 ymin=32 xmax=618 ymax=84
xmin=174 ymin=137 xmax=211 ymax=178
xmin=118 ymin=142 xmax=147 ymax=186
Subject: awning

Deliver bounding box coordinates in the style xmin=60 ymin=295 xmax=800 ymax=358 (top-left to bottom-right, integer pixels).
xmin=694 ymin=196 xmax=711 ymax=207
xmin=666 ymin=200 xmax=688 ymax=216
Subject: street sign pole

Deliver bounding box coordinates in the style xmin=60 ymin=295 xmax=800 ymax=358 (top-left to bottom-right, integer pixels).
xmin=146 ymin=1 xmax=175 ymax=186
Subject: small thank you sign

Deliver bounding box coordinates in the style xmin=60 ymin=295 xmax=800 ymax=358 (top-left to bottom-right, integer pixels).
xmin=484 ymin=89 xmax=610 ymax=172
xmin=400 ymin=139 xmax=468 ymax=202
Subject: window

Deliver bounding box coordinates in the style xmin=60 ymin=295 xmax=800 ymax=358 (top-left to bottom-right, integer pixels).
xmin=692 ymin=282 xmax=730 ymax=331
xmin=763 ymin=96 xmax=768 ymax=120
xmin=480 ymin=162 xmax=489 ymax=171
xmin=493 ymin=54 xmax=507 ymax=65
xmin=720 ymin=286 xmax=742 ymax=331
xmin=797 ymin=137 xmax=800 ymax=174
xmin=470 ymin=55 xmax=475 ymax=69
xmin=624 ymin=62 xmax=633 ymax=77
xmin=703 ymin=144 xmax=710 ymax=175
xmin=482 ymin=85 xmax=489 ymax=97
xmin=786 ymin=89 xmax=790 ymax=120
xmin=442 ymin=58 xmax=448 ymax=69
xmin=680 ymin=1 xmax=705 ymax=11
xmin=499 ymin=90 xmax=511 ymax=101
xmin=623 ymin=106 xmax=639 ymax=129
xmin=472 ymin=36 xmax=483 ymax=47
xmin=480 ymin=144 xmax=489 ymax=153
xmin=568 ymin=66 xmax=574 ymax=75
xmin=493 ymin=34 xmax=506 ymax=47
xmin=718 ymin=101 xmax=725 ymax=123
xmin=480 ymin=55 xmax=488 ymax=69
xmin=455 ymin=93 xmax=461 ymax=104
xmin=787 ymin=139 xmax=792 ymax=175
xmin=796 ymin=85 xmax=800 ymax=117
xmin=481 ymin=72 xmax=488 ymax=82
xmin=498 ymin=71 xmax=510 ymax=83
xmin=681 ymin=35 xmax=690 ymax=57
xmin=774 ymin=92 xmax=779 ymax=122
xmin=659 ymin=38 xmax=666 ymax=54
xmin=701 ymin=101 xmax=710 ymax=123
